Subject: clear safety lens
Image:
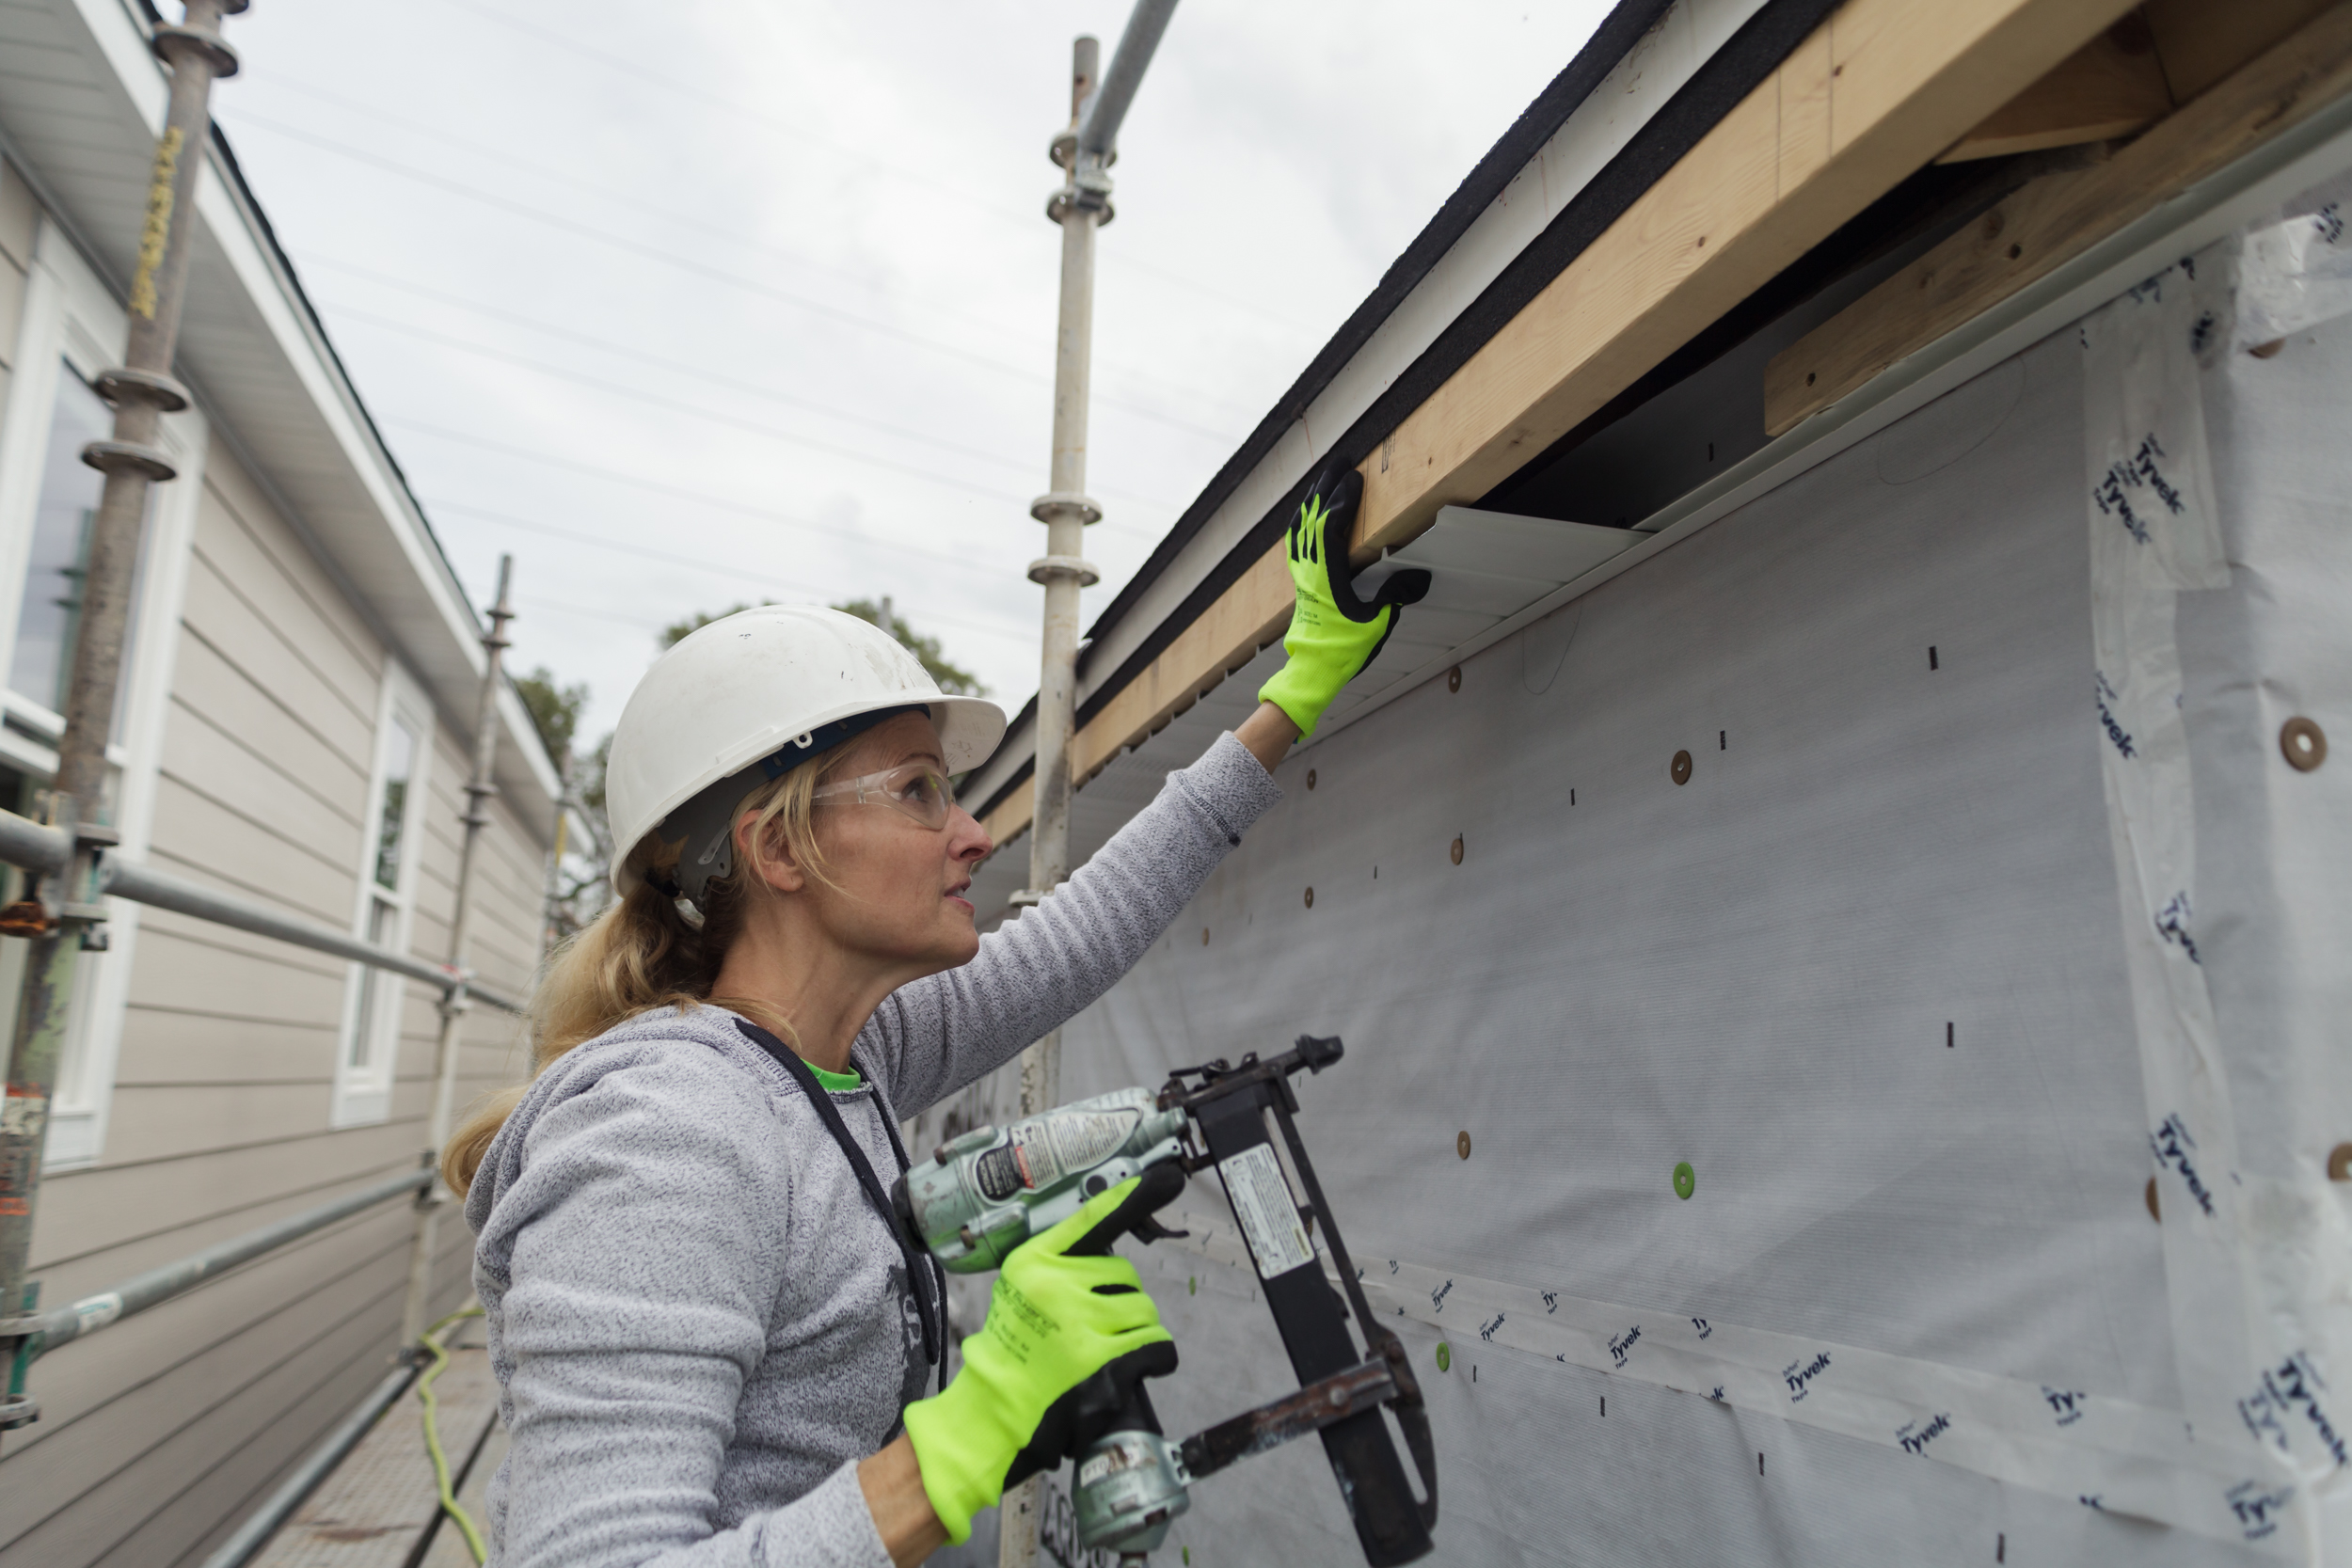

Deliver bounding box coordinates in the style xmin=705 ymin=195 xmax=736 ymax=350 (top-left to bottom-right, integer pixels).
xmin=814 ymin=763 xmax=957 ymax=831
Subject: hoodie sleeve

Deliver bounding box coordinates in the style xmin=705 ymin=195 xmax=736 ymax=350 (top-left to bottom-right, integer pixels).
xmin=863 ymin=729 xmax=1284 ymax=1115
xmin=482 ymin=1050 xmax=894 ymax=1568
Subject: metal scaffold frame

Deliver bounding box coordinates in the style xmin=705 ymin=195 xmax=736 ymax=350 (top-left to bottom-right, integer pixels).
xmin=999 ymin=6 xmax=1177 ymax=1565
xmin=0 ymin=16 xmax=541 ymax=1544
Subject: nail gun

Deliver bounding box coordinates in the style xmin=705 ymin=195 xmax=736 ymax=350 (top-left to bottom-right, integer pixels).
xmin=892 ymin=1034 xmax=1438 ymax=1565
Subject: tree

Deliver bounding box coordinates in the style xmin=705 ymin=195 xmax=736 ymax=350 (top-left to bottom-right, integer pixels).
xmin=834 ymin=597 xmax=986 ymax=695
xmin=513 ymin=666 xmax=587 ymax=766
xmin=544 ymin=729 xmax=615 ymax=942
xmin=660 ymin=599 xmax=987 ymax=695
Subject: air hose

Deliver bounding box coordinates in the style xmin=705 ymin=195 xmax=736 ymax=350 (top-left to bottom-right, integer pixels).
xmin=421 ymin=1306 xmax=490 ymax=1565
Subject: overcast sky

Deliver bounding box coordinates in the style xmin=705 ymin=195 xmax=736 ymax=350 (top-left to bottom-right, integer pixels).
xmin=214 ymin=0 xmax=1613 ymax=749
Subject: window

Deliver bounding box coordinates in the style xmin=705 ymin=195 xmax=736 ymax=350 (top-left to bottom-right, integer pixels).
xmin=0 ymin=216 xmax=208 ymax=1169
xmin=333 ymin=670 xmax=433 ymax=1127
xmin=10 ymin=368 xmax=110 ymax=714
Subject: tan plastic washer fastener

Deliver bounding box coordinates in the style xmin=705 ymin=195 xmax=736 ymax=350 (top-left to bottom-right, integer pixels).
xmin=2281 ymin=717 xmax=2327 ymax=772
xmin=1456 ymin=1131 xmax=1471 ymax=1160
xmin=1450 ymin=836 xmax=1464 ymax=865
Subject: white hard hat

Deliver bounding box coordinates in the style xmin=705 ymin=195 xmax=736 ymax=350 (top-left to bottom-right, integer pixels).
xmin=606 ymin=604 xmax=1006 ymax=901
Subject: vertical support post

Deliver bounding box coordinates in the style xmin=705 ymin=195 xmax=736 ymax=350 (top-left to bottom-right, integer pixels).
xmin=0 ymin=0 xmax=246 ymax=1438
xmin=1000 ymin=41 xmax=1103 ymax=1567
xmin=1017 ymin=30 xmax=1104 ymax=1126
xmin=400 ymin=557 xmax=514 ymax=1348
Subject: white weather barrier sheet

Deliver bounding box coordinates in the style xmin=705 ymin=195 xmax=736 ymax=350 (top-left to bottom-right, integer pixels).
xmin=934 ymin=175 xmax=2352 ymax=1567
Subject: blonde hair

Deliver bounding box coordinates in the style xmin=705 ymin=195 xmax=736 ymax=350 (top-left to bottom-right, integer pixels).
xmin=440 ymin=743 xmax=847 ymax=1195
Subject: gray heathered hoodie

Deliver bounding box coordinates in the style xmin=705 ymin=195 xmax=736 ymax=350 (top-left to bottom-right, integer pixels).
xmin=465 ymin=732 xmax=1282 ymax=1568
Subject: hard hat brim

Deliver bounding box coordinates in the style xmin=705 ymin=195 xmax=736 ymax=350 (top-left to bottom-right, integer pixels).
xmin=612 ymin=691 xmax=1006 ymax=899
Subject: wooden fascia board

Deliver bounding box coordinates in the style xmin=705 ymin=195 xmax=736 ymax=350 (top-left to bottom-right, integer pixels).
xmin=1766 ymin=1 xmax=2352 ymax=435
xmin=1348 ymin=0 xmax=2142 ymax=560
xmin=978 ymin=0 xmax=2137 ymax=851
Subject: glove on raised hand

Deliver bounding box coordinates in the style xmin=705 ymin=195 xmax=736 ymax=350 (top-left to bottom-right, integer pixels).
xmin=1258 ymin=458 xmax=1432 ymax=738
xmin=901 ymin=1179 xmax=1174 ymax=1544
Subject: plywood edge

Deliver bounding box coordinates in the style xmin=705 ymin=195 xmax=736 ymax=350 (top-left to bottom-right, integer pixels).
xmin=1765 ymin=1 xmax=2352 ymax=434
xmin=1936 ymin=14 xmax=2173 ymax=164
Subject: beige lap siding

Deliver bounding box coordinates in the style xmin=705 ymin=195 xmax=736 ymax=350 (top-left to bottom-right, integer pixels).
xmin=1 ymin=436 xmax=540 ymax=1568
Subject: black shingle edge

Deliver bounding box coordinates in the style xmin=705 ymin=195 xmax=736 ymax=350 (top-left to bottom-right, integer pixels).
xmin=975 ymin=0 xmax=1839 ymax=822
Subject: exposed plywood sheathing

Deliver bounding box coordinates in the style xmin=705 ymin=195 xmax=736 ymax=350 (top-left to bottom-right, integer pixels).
xmin=1935 ymin=15 xmax=2173 ymax=163
xmin=1766 ymin=1 xmax=2352 ymax=434
xmin=981 ymin=0 xmax=2140 ymax=850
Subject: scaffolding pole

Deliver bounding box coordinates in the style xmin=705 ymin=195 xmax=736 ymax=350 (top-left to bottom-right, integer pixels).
xmin=1001 ymin=9 xmax=1176 ymax=1561
xmin=0 ymin=0 xmax=246 ymax=1436
xmin=401 ymin=556 xmax=516 ymax=1346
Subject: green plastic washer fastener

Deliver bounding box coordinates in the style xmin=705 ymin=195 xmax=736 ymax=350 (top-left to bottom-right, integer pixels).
xmin=1673 ymin=1161 xmax=1695 ymax=1200
xmin=1436 ymin=1341 xmax=1452 ymax=1373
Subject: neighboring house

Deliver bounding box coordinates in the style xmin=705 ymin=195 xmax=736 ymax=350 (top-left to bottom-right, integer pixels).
xmin=944 ymin=2 xmax=2352 ymax=1563
xmin=0 ymin=0 xmax=558 ymax=1562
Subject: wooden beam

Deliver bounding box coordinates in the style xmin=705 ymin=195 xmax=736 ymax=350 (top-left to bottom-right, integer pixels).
xmin=2144 ymin=0 xmax=2335 ymax=104
xmin=1765 ymin=2 xmax=2352 ymax=436
xmin=1345 ymin=0 xmax=2141 ymax=562
xmin=979 ymin=0 xmax=2139 ymax=852
xmin=1936 ymin=14 xmax=2173 ymax=163
xmin=977 ymin=778 xmax=1033 ymax=859
xmin=1068 ymin=548 xmax=1293 ymax=781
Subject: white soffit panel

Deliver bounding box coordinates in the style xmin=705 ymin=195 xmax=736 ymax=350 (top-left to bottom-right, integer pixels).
xmin=1342 ymin=507 xmax=1641 ymax=710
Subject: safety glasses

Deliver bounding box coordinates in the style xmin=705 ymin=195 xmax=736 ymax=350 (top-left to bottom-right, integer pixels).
xmin=812 ymin=762 xmax=958 ymax=832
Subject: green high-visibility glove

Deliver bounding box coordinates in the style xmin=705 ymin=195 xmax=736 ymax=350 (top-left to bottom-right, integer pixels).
xmin=901 ymin=1179 xmax=1174 ymax=1544
xmin=1258 ymin=457 xmax=1432 ymax=738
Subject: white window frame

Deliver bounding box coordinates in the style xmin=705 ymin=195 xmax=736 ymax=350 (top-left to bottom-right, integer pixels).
xmin=0 ymin=216 xmax=205 ymax=1170
xmin=332 ymin=660 xmax=434 ymax=1128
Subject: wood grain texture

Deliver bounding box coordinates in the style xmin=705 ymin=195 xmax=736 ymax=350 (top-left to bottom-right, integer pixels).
xmin=978 ymin=0 xmax=2139 ymax=855
xmin=2144 ymin=0 xmax=2336 ymax=103
xmin=1765 ymin=2 xmax=2352 ymax=433
xmin=1938 ymin=15 xmax=2173 ymax=161
xmin=1352 ymin=0 xmax=2141 ymax=560
xmin=983 ymin=547 xmax=1292 ymax=849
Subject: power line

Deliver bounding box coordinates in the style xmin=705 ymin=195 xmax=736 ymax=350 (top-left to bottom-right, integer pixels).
xmin=324 ymin=300 xmax=1175 ymax=527
xmin=309 ymin=281 xmax=1177 ymax=521
xmin=224 ymin=111 xmax=1257 ymax=440
xmin=415 ymin=0 xmax=1318 ymax=338
xmin=383 ymin=415 xmax=1068 ymax=577
xmin=439 ymin=498 xmax=1035 ymax=647
xmin=255 ymin=71 xmax=1322 ymax=348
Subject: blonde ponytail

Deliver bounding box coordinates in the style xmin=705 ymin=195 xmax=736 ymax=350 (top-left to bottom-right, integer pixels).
xmin=441 ymin=745 xmax=843 ymax=1195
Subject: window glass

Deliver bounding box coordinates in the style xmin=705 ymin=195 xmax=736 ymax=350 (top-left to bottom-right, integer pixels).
xmin=12 ymin=369 xmax=112 ymax=713
xmin=372 ymin=716 xmax=418 ymax=893
xmin=349 ymin=896 xmax=397 ymax=1069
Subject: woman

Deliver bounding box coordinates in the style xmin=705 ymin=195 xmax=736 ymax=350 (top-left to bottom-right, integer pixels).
xmin=448 ymin=465 xmax=1426 ymax=1568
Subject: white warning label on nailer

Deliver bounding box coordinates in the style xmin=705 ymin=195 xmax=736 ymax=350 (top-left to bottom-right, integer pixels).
xmin=1218 ymin=1144 xmax=1313 ymax=1279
